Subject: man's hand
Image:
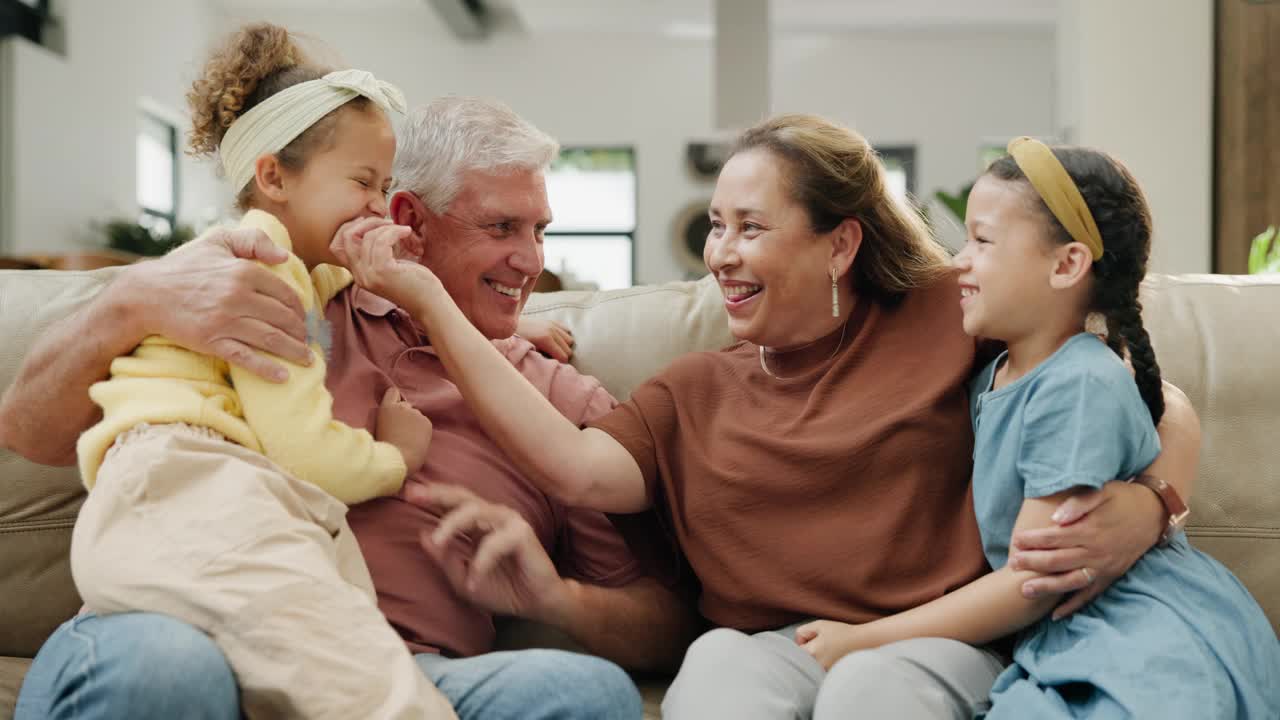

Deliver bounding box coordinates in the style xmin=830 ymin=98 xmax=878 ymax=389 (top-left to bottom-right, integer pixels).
xmin=0 ymin=225 xmax=309 ymax=464
xmin=402 ymin=482 xmax=570 ymax=623
xmin=126 ymin=226 xmax=310 ymax=381
xmin=375 ymin=387 xmax=433 ymax=472
xmin=405 ymin=483 xmax=702 ymax=673
xmin=1009 ymin=482 xmax=1160 ymax=619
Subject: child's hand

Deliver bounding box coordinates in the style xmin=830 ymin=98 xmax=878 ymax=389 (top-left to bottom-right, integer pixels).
xmin=331 ymin=220 xmax=436 ymax=316
xmin=518 ymin=317 xmax=575 ymax=362
xmin=795 ymin=619 xmax=861 ymax=671
xmin=375 ymin=387 xmax=432 ymax=472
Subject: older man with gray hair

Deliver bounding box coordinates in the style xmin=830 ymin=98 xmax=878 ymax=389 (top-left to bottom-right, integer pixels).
xmin=5 ymin=96 xmax=698 ymax=720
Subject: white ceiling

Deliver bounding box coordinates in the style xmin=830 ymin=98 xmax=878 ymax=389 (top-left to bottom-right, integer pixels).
xmin=214 ymin=0 xmax=1061 ymax=33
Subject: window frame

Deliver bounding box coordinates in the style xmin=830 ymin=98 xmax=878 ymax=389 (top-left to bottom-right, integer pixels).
xmin=875 ymin=145 xmax=917 ymax=198
xmin=0 ymin=0 xmax=48 ymax=44
xmin=543 ymin=144 xmax=638 ymax=288
xmin=137 ymin=108 xmax=180 ymax=232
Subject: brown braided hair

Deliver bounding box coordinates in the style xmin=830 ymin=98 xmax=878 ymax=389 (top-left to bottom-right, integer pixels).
xmin=987 ymin=147 xmax=1164 ymax=424
xmin=186 ymin=23 xmax=370 ymax=211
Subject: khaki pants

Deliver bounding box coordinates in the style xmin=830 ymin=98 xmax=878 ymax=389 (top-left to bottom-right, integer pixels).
xmin=70 ymin=424 xmax=456 ymax=720
xmin=662 ymin=625 xmax=1006 ymax=719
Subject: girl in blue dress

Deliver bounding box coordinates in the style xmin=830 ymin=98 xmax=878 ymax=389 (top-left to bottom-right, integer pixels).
xmin=797 ymin=138 xmax=1280 ymax=718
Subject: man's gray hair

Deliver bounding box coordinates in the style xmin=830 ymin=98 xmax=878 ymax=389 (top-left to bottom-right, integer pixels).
xmin=391 ymin=96 xmax=560 ymax=214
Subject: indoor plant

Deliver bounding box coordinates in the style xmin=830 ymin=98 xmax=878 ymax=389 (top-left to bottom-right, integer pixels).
xmin=1249 ymin=226 xmax=1279 ymax=274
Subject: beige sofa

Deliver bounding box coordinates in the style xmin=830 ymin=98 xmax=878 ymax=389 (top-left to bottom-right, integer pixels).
xmin=1 ymin=268 xmax=1278 ymax=718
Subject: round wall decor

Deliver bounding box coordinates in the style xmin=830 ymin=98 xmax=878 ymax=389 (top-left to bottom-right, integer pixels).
xmin=672 ymin=200 xmax=712 ymax=275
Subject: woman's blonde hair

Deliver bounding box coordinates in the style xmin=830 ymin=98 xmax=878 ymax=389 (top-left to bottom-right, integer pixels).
xmin=731 ymin=114 xmax=950 ymax=305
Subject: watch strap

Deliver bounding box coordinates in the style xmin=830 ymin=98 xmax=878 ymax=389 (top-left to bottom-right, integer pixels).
xmin=1129 ymin=473 xmax=1190 ymax=546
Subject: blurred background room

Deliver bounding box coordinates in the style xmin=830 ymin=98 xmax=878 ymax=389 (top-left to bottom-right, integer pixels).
xmin=1 ymin=0 xmax=1275 ymax=284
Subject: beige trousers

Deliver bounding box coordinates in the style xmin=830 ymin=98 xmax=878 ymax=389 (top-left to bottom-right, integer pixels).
xmin=70 ymin=424 xmax=456 ymax=720
xmin=662 ymin=625 xmax=1007 ymax=720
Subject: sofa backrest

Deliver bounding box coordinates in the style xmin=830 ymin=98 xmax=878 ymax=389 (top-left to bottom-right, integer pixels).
xmin=1 ymin=269 xmax=1277 ymax=657
xmin=1133 ymin=274 xmax=1280 ymax=623
xmin=0 ymin=269 xmax=119 ymax=656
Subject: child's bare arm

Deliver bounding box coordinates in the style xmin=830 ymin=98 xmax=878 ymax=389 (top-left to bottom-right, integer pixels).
xmin=797 ymin=489 xmax=1074 ymax=670
xmin=518 ymin=317 xmax=575 ymax=363
xmin=375 ymin=387 xmax=432 ymax=473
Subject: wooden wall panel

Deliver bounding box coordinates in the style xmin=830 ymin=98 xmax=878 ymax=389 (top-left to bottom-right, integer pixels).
xmin=1215 ymin=0 xmax=1280 ymax=273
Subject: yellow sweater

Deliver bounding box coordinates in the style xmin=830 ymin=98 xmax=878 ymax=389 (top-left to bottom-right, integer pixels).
xmin=77 ymin=210 xmax=406 ymax=504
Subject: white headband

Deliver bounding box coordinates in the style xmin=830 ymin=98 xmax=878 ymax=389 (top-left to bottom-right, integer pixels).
xmin=220 ymin=68 xmax=407 ymax=194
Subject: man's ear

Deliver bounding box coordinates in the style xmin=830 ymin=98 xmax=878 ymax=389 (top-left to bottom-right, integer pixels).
xmin=389 ymin=190 xmax=432 ymax=238
xmin=830 ymin=217 xmax=863 ymax=278
xmin=253 ymin=154 xmax=289 ymax=203
xmin=1049 ymin=242 xmax=1094 ymax=290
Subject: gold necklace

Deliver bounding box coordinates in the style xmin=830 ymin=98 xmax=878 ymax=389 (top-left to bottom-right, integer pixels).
xmin=758 ymin=318 xmax=850 ymax=380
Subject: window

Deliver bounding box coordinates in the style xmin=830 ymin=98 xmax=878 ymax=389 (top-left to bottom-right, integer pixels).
xmin=0 ymin=0 xmax=48 ymax=44
xmin=979 ymin=144 xmax=1007 ymax=170
xmin=543 ymin=147 xmax=636 ymax=290
xmin=137 ymin=110 xmax=178 ymax=234
xmin=875 ymin=145 xmax=916 ymax=204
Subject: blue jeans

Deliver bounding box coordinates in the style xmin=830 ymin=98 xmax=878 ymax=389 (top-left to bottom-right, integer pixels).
xmin=16 ymin=612 xmax=643 ymax=720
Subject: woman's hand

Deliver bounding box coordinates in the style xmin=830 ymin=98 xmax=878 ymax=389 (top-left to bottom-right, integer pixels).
xmin=330 ymin=218 xmax=437 ymax=317
xmin=795 ymin=619 xmax=862 ymax=671
xmin=517 ymin=318 xmax=575 ymax=362
xmin=1009 ymin=482 xmax=1162 ymax=619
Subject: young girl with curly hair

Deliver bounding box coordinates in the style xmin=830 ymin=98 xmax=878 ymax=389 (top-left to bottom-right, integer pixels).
xmin=68 ymin=23 xmax=457 ymax=719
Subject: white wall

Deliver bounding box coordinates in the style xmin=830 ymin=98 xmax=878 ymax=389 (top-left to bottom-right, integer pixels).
xmin=3 ymin=0 xmax=226 ymax=255
xmin=773 ymin=28 xmax=1057 ymax=249
xmin=218 ymin=5 xmax=716 ymax=284
xmin=219 ymin=7 xmax=1056 ymax=282
xmin=3 ymin=3 xmax=1057 ymax=278
xmin=0 ymin=38 xmax=14 ymax=253
xmin=1057 ymin=0 xmax=1214 ymax=274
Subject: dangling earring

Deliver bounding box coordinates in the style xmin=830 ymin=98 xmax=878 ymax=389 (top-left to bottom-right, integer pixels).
xmin=830 ymin=267 xmax=839 ymax=317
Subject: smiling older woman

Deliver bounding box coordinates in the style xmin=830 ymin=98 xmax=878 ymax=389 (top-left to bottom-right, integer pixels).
xmin=338 ymin=113 xmax=1202 ymax=720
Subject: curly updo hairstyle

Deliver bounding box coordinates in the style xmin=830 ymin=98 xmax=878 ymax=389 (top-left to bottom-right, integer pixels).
xmin=186 ymin=22 xmax=372 ymax=210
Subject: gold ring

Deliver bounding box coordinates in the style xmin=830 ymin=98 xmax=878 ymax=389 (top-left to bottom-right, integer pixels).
xmin=1081 ymin=567 xmax=1096 ymax=585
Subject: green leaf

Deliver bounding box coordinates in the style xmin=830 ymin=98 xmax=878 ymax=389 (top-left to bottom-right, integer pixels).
xmin=97 ymin=219 xmax=195 ymax=256
xmin=933 ymin=182 xmax=974 ymax=223
xmin=1249 ymin=226 xmax=1278 ymax=274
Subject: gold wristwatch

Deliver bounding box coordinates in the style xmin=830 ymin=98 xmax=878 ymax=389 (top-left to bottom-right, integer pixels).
xmin=1128 ymin=473 xmax=1190 ymax=546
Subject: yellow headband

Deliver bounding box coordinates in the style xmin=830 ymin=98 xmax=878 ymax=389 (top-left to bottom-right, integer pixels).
xmin=1006 ymin=136 xmax=1104 ymax=260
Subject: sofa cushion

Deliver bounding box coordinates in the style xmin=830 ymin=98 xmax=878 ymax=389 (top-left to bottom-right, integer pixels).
xmin=0 ymin=269 xmax=122 ymax=657
xmin=522 ymin=275 xmax=735 ymax=401
xmin=1137 ymin=274 xmax=1280 ymax=627
xmin=0 ymin=656 xmax=30 ymax=719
